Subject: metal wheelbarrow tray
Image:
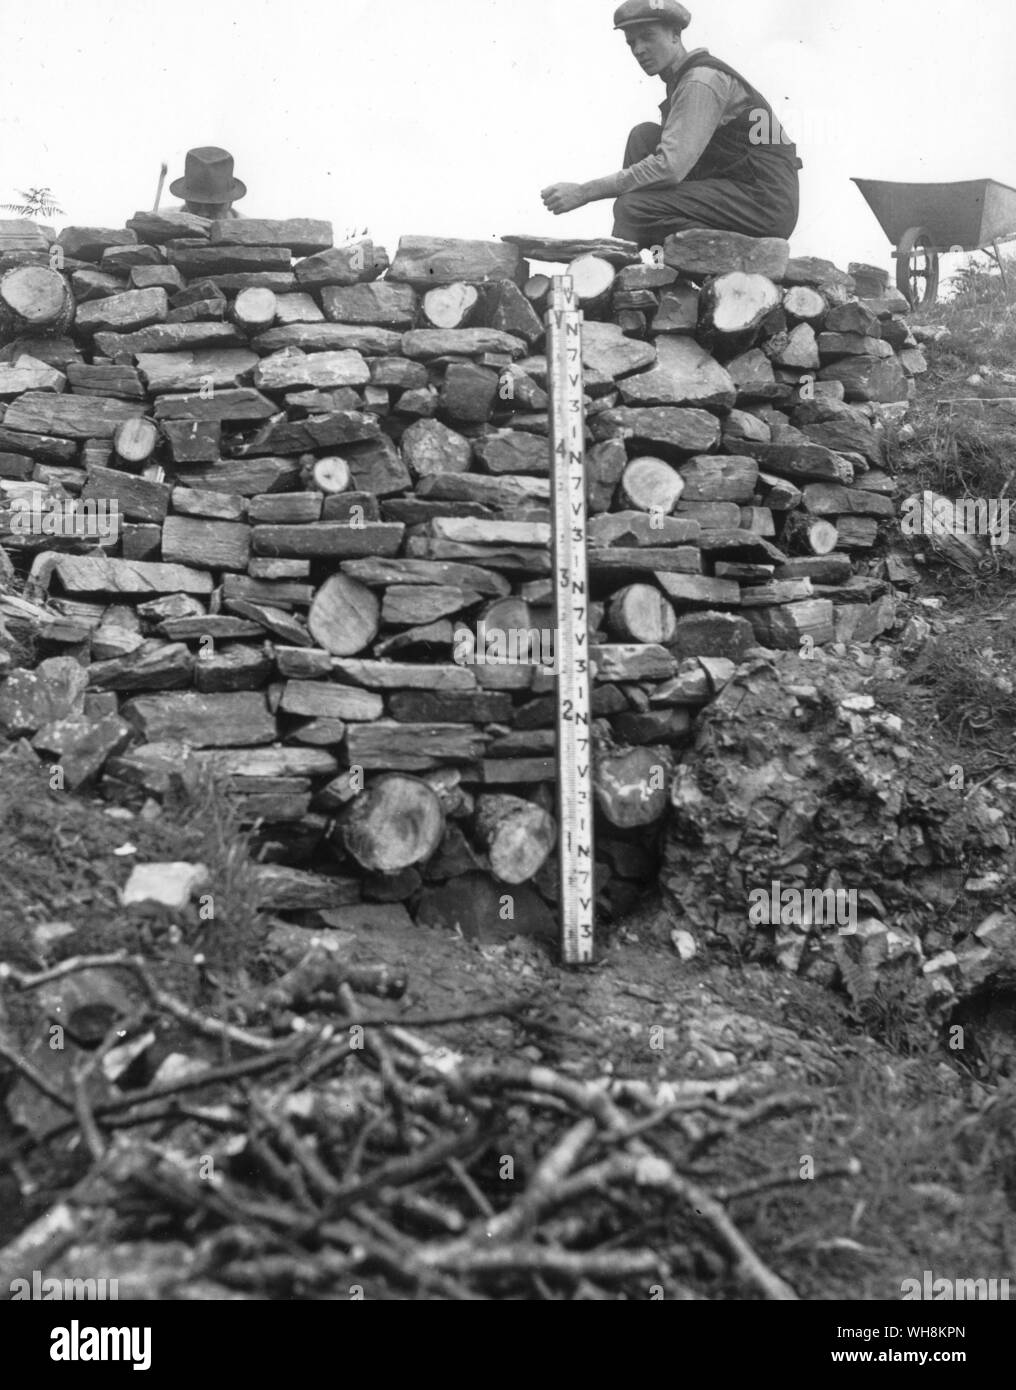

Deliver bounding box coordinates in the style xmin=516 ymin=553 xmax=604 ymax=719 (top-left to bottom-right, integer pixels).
xmin=852 ymin=177 xmax=1016 ymax=306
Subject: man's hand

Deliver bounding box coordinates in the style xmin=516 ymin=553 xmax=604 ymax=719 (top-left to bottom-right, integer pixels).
xmin=541 ymin=182 xmax=587 ymax=215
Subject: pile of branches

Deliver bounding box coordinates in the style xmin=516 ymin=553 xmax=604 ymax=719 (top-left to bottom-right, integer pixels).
xmin=0 ymin=946 xmax=835 ymax=1300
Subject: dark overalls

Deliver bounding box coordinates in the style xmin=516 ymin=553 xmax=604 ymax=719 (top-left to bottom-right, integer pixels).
xmin=612 ymin=53 xmax=802 ymax=248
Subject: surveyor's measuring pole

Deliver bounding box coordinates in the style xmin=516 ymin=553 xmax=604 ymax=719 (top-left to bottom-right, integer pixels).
xmin=547 ymin=276 xmax=595 ymax=966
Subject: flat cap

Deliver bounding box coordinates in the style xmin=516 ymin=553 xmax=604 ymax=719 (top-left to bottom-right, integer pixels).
xmin=614 ymin=0 xmax=691 ymax=30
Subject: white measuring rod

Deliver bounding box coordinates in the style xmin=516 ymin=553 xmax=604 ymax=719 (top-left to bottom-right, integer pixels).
xmin=546 ymin=276 xmax=595 ymax=966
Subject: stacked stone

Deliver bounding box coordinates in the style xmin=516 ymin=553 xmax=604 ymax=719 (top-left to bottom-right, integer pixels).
xmin=0 ymin=217 xmax=923 ymax=932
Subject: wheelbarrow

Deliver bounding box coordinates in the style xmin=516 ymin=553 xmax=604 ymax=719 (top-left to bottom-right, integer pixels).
xmin=852 ymin=177 xmax=1016 ymax=307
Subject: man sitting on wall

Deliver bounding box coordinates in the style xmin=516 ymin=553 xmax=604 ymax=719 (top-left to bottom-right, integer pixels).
xmin=541 ymin=1 xmax=801 ymax=249
xmin=170 ymin=146 xmax=246 ymax=220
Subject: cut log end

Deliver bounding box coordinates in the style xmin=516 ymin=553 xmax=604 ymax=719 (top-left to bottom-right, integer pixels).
xmin=0 ymin=265 xmax=75 ymax=342
xmin=338 ymin=774 xmax=445 ymax=873
xmin=782 ymin=512 xmax=839 ymax=556
xmin=312 ymin=456 xmax=352 ymax=494
xmin=608 ymin=584 xmax=678 ymax=645
xmin=232 ymin=287 xmax=278 ymax=332
xmin=113 ymin=416 xmax=160 ymax=464
xmin=475 ymin=793 xmax=557 ymax=885
xmin=621 ymin=456 xmax=685 ymax=515
xmin=422 ymin=282 xmax=479 ymax=330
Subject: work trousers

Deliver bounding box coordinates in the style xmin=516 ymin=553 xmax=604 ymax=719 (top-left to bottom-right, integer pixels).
xmin=611 ymin=122 xmax=800 ymax=249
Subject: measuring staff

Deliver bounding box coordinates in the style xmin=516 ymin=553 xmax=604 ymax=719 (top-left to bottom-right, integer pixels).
xmin=547 ymin=277 xmax=595 ymax=967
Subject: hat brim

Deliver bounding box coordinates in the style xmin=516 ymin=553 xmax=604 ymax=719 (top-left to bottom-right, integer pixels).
xmin=615 ymin=16 xmax=688 ymax=29
xmin=168 ymin=176 xmax=247 ymax=202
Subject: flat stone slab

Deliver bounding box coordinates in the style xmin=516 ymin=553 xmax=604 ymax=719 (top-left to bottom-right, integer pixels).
xmin=501 ymin=234 xmax=641 ymax=267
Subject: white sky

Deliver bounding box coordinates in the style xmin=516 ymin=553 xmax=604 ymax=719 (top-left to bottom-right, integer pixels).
xmin=1 ymin=0 xmax=1014 ymax=281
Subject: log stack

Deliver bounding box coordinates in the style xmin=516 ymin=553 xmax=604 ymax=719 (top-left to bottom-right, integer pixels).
xmin=0 ymin=217 xmax=924 ymax=935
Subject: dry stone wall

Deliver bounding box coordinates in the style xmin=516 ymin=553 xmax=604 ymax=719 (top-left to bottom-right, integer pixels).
xmin=0 ymin=215 xmax=926 ymax=935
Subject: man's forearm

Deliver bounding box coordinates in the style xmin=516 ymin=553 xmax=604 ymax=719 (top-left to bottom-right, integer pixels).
xmin=579 ymin=172 xmax=628 ymax=204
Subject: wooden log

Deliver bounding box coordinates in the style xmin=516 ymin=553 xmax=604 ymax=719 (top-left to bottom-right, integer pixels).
xmin=565 ymin=254 xmax=615 ymax=318
xmin=231 ymin=287 xmax=278 ymax=333
xmin=336 ymin=774 xmax=445 ymax=874
xmin=780 ymin=513 xmax=840 ymax=556
xmin=308 ymin=573 xmax=380 ymax=655
xmin=421 ymin=282 xmax=479 ymax=330
xmin=0 ymin=266 xmax=75 ymax=342
xmin=594 ymin=746 xmax=672 ymax=828
xmin=620 ymin=456 xmax=685 ymax=514
xmin=523 ymin=274 xmax=551 ymax=317
xmin=112 ymin=417 xmax=160 ymax=465
xmin=698 ymin=272 xmax=781 ymax=353
xmin=782 ymin=285 xmax=827 ymax=324
xmin=475 ymin=793 xmax=556 ymax=885
xmin=607 ymin=584 xmax=678 ymax=644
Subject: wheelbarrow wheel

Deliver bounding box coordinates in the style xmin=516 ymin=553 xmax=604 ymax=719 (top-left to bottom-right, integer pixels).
xmin=896 ymin=227 xmax=940 ymax=307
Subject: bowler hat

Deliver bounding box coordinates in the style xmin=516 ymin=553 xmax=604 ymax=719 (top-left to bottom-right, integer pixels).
xmin=170 ymin=147 xmax=247 ymax=204
xmin=614 ymin=0 xmax=691 ymax=31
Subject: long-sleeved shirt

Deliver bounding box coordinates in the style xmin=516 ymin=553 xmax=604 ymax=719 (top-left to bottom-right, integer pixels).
xmin=616 ymin=48 xmax=753 ymax=194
